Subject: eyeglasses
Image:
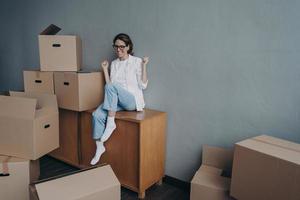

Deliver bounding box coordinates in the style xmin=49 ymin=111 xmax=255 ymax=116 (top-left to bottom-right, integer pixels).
xmin=112 ymin=44 xmax=126 ymax=50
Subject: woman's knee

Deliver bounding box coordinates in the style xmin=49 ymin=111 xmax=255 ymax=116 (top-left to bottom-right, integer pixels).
xmin=104 ymin=83 xmax=117 ymax=91
xmin=105 ymin=83 xmax=113 ymax=89
xmin=123 ymin=103 xmax=136 ymax=111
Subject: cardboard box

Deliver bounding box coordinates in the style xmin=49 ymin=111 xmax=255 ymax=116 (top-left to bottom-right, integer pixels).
xmin=39 ymin=24 xmax=81 ymax=71
xmin=0 ymin=155 xmax=40 ymax=200
xmin=190 ymin=145 xmax=234 ymax=200
xmin=230 ymin=135 xmax=300 ymax=200
xmin=54 ymin=71 xmax=104 ymax=111
xmin=24 ymin=70 xmax=54 ymax=94
xmin=29 ymin=165 xmax=120 ymax=200
xmin=0 ymin=91 xmax=59 ymax=160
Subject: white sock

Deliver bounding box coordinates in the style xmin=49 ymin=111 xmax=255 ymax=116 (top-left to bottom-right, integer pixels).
xmin=90 ymin=141 xmax=106 ymax=165
xmin=101 ymin=116 xmax=116 ymax=142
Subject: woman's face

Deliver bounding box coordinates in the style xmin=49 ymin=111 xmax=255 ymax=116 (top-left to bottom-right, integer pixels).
xmin=114 ymin=39 xmax=129 ymax=59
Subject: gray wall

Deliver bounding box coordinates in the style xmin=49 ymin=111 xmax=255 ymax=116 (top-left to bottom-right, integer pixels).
xmin=1 ymin=0 xmax=300 ymax=181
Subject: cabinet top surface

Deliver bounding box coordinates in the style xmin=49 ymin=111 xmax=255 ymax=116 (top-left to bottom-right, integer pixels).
xmin=87 ymin=108 xmax=166 ymax=123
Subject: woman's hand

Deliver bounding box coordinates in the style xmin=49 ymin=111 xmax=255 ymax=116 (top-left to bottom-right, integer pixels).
xmin=142 ymin=57 xmax=149 ymax=65
xmin=101 ymin=60 xmax=109 ymax=71
xmin=101 ymin=60 xmax=111 ymax=83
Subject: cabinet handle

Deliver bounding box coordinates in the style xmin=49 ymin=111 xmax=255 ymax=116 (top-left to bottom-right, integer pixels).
xmin=35 ymin=80 xmax=42 ymax=83
xmin=44 ymin=124 xmax=50 ymax=129
xmin=63 ymin=82 xmax=69 ymax=86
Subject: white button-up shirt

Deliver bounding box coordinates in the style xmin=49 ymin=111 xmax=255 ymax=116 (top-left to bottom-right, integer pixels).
xmin=110 ymin=55 xmax=148 ymax=111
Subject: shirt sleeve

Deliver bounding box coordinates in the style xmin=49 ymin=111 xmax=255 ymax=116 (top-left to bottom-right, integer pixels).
xmin=136 ymin=58 xmax=148 ymax=90
xmin=110 ymin=61 xmax=116 ymax=83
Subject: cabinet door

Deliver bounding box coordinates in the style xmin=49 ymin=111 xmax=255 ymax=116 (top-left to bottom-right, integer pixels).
xmin=139 ymin=114 xmax=166 ymax=191
xmin=49 ymin=109 xmax=79 ymax=165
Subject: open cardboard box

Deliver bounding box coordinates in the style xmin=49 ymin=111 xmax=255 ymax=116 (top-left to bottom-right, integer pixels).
xmin=0 ymin=155 xmax=40 ymax=200
xmin=24 ymin=70 xmax=55 ymax=94
xmin=230 ymin=135 xmax=300 ymax=200
xmin=54 ymin=71 xmax=104 ymax=111
xmin=29 ymin=165 xmax=120 ymax=200
xmin=190 ymin=145 xmax=234 ymax=200
xmin=39 ymin=24 xmax=81 ymax=72
xmin=0 ymin=91 xmax=59 ymax=160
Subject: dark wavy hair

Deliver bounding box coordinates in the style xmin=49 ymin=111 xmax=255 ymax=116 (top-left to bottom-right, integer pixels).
xmin=113 ymin=33 xmax=133 ymax=55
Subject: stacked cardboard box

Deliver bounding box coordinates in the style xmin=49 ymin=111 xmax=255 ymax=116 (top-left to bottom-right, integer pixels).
xmin=0 ymin=24 xmax=116 ymax=200
xmin=26 ymin=24 xmax=119 ymax=199
xmin=23 ymin=71 xmax=55 ymax=94
xmin=0 ymin=156 xmax=40 ymax=200
xmin=53 ymin=71 xmax=104 ymax=111
xmin=24 ymin=70 xmax=104 ymax=111
xmin=38 ymin=25 xmax=81 ymax=72
xmin=23 ymin=24 xmax=105 ymax=167
xmin=0 ymin=91 xmax=59 ymax=199
xmin=24 ymin=24 xmax=105 ymax=112
xmin=0 ymin=92 xmax=59 ymax=160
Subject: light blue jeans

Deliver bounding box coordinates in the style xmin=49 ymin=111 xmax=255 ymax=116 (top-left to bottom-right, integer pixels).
xmin=92 ymin=83 xmax=136 ymax=140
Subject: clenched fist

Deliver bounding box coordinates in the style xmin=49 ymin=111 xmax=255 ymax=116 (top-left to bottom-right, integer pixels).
xmin=142 ymin=57 xmax=149 ymax=65
xmin=101 ymin=60 xmax=109 ymax=71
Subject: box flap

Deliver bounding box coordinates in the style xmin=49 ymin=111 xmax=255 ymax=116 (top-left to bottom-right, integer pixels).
xmin=199 ymin=165 xmax=223 ymax=176
xmin=35 ymin=165 xmax=119 ymax=200
xmin=202 ymin=145 xmax=233 ymax=170
xmin=236 ymin=138 xmax=300 ymax=165
xmin=191 ymin=170 xmax=231 ymax=191
xmin=40 ymin=24 xmax=61 ymax=35
xmin=0 ymin=95 xmax=36 ymax=119
xmin=9 ymin=91 xmax=58 ymax=114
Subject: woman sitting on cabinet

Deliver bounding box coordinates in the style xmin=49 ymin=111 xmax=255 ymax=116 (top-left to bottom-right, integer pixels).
xmin=90 ymin=33 xmax=149 ymax=165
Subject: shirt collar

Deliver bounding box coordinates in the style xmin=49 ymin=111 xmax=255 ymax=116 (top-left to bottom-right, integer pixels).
xmin=118 ymin=54 xmax=133 ymax=64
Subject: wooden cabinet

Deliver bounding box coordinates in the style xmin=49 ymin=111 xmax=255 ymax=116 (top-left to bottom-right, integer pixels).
xmin=49 ymin=109 xmax=167 ymax=199
xmin=81 ymin=109 xmax=167 ymax=198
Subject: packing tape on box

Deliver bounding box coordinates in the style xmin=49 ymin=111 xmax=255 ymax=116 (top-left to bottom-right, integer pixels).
xmin=0 ymin=156 xmax=11 ymax=176
xmin=252 ymin=137 xmax=300 ymax=153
